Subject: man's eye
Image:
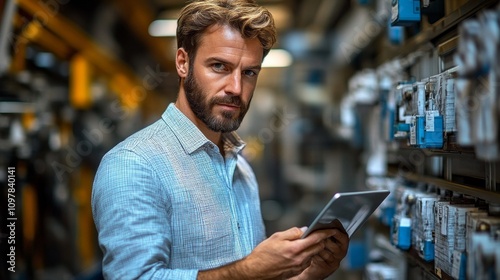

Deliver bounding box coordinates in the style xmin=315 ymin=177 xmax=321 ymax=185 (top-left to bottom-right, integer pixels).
xmin=212 ymin=63 xmax=226 ymax=71
xmin=243 ymin=70 xmax=257 ymax=77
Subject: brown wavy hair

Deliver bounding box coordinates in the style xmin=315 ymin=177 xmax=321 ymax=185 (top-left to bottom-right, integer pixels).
xmin=177 ymin=0 xmax=277 ymax=62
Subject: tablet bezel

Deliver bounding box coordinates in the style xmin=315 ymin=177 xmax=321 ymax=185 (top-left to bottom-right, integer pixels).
xmin=301 ymin=190 xmax=390 ymax=238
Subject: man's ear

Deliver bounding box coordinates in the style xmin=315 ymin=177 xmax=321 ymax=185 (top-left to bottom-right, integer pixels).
xmin=176 ymin=48 xmax=189 ymax=78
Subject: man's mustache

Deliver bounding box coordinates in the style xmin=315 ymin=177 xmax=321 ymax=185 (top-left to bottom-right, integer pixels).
xmin=211 ymin=96 xmax=243 ymax=107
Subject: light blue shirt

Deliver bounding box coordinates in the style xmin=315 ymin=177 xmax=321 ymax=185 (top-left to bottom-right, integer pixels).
xmin=92 ymin=103 xmax=266 ymax=280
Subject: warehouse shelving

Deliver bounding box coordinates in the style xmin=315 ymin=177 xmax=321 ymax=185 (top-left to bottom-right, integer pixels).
xmin=347 ymin=0 xmax=500 ymax=279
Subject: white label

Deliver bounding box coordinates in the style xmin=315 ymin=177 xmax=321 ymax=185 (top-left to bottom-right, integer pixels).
xmin=400 ymin=217 xmax=411 ymax=227
xmin=391 ymin=1 xmax=399 ymax=22
xmin=425 ymin=111 xmax=439 ymax=131
xmin=410 ymin=116 xmax=416 ymax=145
xmin=441 ymin=205 xmax=448 ymax=235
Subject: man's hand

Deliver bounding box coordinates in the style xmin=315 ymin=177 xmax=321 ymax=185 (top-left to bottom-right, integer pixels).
xmin=197 ymin=227 xmax=337 ymax=280
xmin=290 ymin=227 xmax=349 ymax=280
xmin=241 ymin=227 xmax=338 ymax=279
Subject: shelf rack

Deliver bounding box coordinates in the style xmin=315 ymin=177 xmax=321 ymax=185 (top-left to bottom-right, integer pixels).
xmin=378 ymin=0 xmax=500 ymax=64
xmin=405 ymin=248 xmax=454 ymax=280
xmin=394 ymin=171 xmax=500 ymax=204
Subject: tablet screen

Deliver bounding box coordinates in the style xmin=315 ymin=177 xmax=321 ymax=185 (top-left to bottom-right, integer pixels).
xmin=301 ymin=190 xmax=390 ymax=238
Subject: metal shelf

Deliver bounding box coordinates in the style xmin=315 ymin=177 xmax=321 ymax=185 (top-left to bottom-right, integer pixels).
xmin=393 ymin=137 xmax=477 ymax=158
xmin=393 ymin=171 xmax=500 ymax=204
xmin=405 ymin=248 xmax=454 ymax=280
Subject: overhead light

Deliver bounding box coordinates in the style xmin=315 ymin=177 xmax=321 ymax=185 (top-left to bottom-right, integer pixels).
xmin=148 ymin=19 xmax=177 ymax=37
xmin=262 ymin=49 xmax=293 ymax=68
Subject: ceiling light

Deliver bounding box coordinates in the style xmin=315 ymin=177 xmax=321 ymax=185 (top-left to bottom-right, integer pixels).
xmin=148 ymin=19 xmax=177 ymax=37
xmin=262 ymin=49 xmax=293 ymax=68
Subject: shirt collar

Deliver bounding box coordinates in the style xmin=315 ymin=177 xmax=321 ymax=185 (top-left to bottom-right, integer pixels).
xmin=222 ymin=130 xmax=246 ymax=156
xmin=162 ymin=103 xmax=246 ymax=155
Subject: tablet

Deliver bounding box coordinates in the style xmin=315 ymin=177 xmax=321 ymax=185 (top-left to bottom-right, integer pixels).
xmin=301 ymin=190 xmax=390 ymax=238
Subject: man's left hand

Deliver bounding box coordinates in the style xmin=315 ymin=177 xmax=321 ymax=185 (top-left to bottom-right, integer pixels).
xmin=290 ymin=228 xmax=349 ymax=280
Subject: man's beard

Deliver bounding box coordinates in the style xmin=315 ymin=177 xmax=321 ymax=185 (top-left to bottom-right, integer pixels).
xmin=184 ymin=67 xmax=250 ymax=133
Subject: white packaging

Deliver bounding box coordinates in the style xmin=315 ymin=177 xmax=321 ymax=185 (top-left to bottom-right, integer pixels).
xmin=466 ymin=217 xmax=500 ymax=280
xmin=414 ymin=194 xmax=438 ymax=260
xmin=434 ymin=201 xmax=450 ymax=275
xmin=450 ymin=249 xmax=465 ymax=279
xmin=453 ymin=206 xmax=478 ymax=252
xmin=435 ymin=203 xmax=475 ymax=276
xmin=465 ymin=210 xmax=488 ymax=253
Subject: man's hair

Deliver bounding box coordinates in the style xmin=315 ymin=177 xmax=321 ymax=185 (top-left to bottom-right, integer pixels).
xmin=177 ymin=0 xmax=277 ymax=62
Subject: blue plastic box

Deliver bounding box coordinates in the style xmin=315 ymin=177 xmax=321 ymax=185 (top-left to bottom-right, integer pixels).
xmin=391 ymin=0 xmax=421 ymax=26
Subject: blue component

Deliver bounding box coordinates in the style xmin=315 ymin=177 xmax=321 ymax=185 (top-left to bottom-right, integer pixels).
xmin=396 ymin=123 xmax=410 ymax=132
xmin=345 ymin=241 xmax=367 ymax=269
xmin=459 ymin=252 xmax=466 ymax=280
xmin=416 ymin=116 xmax=426 ymax=147
xmin=379 ymin=205 xmax=395 ymax=226
xmin=425 ymin=115 xmax=443 ymax=148
xmin=388 ymin=16 xmax=405 ymax=44
xmin=388 ymin=25 xmax=404 ymax=44
xmin=397 ymin=223 xmax=411 ymax=250
xmin=391 ymin=0 xmax=421 ymax=26
xmin=422 ymin=240 xmax=434 ymax=261
xmin=415 ymin=115 xmax=444 ymax=148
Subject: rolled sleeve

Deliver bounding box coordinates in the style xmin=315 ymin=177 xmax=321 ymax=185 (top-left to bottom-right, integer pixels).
xmin=91 ymin=149 xmax=198 ymax=280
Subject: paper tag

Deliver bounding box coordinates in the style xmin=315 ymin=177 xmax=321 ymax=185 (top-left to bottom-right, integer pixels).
xmin=441 ymin=205 xmax=448 ymax=235
xmin=425 ymin=111 xmax=439 ymax=131
xmin=410 ymin=116 xmax=416 ymax=145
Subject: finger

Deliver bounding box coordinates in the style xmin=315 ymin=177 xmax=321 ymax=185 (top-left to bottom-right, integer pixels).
xmin=296 ymin=238 xmax=327 ymax=261
xmin=324 ymin=238 xmax=337 ymax=252
xmin=305 ymin=228 xmax=336 ymax=244
xmin=330 ymin=229 xmax=349 ymax=250
xmin=320 ymin=239 xmax=341 ymax=260
xmin=271 ymin=227 xmax=303 ymax=240
xmin=288 ymin=228 xmax=334 ymax=255
xmin=287 ymin=256 xmax=313 ymax=278
xmin=325 ymin=237 xmax=348 ymax=260
xmin=317 ymin=246 xmax=335 ymax=263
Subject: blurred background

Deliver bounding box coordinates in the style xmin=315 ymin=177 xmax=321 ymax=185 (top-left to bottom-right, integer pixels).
xmin=1 ymin=0 xmax=500 ymax=279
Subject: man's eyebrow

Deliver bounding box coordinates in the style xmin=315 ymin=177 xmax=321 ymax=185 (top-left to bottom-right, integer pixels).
xmin=206 ymin=56 xmax=262 ymax=71
xmin=206 ymin=56 xmax=233 ymax=66
xmin=246 ymin=64 xmax=262 ymax=71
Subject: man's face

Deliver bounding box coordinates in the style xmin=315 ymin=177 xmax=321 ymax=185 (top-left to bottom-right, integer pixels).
xmin=183 ymin=24 xmax=263 ymax=133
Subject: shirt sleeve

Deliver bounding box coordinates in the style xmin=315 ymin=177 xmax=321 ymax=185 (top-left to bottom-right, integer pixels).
xmin=91 ymin=148 xmax=198 ymax=280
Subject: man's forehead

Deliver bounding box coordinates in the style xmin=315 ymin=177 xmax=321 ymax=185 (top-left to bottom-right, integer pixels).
xmin=196 ymin=24 xmax=264 ymax=62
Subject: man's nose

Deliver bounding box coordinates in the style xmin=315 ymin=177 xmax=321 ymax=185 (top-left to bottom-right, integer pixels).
xmin=225 ymin=71 xmax=242 ymax=95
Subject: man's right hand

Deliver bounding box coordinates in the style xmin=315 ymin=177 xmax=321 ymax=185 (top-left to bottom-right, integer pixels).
xmin=197 ymin=227 xmax=337 ymax=280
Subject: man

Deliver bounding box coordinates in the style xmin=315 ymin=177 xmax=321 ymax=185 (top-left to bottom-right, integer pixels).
xmin=91 ymin=0 xmax=349 ymax=279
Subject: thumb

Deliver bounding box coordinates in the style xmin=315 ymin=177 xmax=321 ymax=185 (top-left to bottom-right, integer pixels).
xmin=281 ymin=227 xmax=308 ymax=240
